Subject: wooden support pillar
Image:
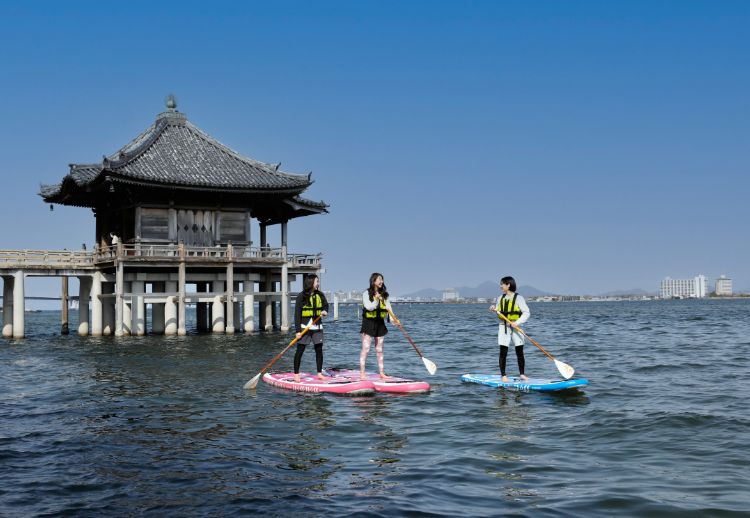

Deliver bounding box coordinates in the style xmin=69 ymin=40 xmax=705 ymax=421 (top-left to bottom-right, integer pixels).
xmin=265 ymin=273 xmax=274 ymax=331
xmin=3 ymin=275 xmax=14 ymax=338
xmin=12 ymin=271 xmax=25 ymax=338
xmin=115 ymin=251 xmax=125 ymax=336
xmin=91 ymin=272 xmax=103 ymax=336
xmin=233 ymin=281 xmax=241 ymax=333
xmin=78 ymin=275 xmax=91 ymax=336
xmin=61 ymin=277 xmax=69 ymax=335
xmin=212 ymin=280 xmax=225 ymax=333
xmin=165 ymin=280 xmax=178 ymax=335
xmin=243 ymin=279 xmax=255 ymax=332
xmin=281 ymin=248 xmax=289 ymax=332
xmin=226 ymin=245 xmax=235 ymax=334
xmin=121 ymin=282 xmax=132 ymax=336
xmin=132 ymin=280 xmax=145 ymax=336
xmin=102 ymin=283 xmax=115 ymax=336
xmin=178 ymin=243 xmax=186 ymax=336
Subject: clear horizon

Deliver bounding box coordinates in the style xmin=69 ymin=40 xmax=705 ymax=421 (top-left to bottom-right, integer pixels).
xmin=1 ymin=1 xmax=748 ymax=301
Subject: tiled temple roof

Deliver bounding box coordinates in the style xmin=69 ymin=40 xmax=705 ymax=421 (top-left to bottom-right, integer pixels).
xmin=40 ymin=102 xmax=324 ymax=204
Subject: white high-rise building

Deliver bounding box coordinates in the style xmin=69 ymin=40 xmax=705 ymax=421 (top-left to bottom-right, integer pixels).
xmin=442 ymin=288 xmax=459 ymax=301
xmin=715 ymin=275 xmax=733 ymax=296
xmin=660 ymin=275 xmax=708 ymax=299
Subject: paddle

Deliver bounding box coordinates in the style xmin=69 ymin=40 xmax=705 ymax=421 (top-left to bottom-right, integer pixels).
xmin=387 ymin=308 xmax=437 ymax=375
xmin=495 ymin=311 xmax=575 ymax=379
xmin=243 ymin=315 xmax=322 ymax=389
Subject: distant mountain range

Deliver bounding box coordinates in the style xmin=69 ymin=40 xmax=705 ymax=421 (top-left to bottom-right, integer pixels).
xmin=400 ymin=281 xmax=656 ymax=298
xmin=401 ymin=281 xmax=551 ymax=299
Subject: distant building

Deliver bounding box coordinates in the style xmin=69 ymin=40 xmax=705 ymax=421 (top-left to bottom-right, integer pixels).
xmin=442 ymin=288 xmax=459 ymax=301
xmin=660 ymin=275 xmax=708 ymax=299
xmin=715 ymin=275 xmax=733 ymax=296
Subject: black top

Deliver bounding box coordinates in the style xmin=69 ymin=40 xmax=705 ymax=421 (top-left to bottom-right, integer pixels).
xmin=294 ymin=290 xmax=329 ymax=332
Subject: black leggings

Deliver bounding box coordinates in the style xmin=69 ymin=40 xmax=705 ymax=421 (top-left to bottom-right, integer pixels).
xmin=293 ymin=343 xmax=323 ymax=374
xmin=499 ymin=345 xmax=525 ymax=376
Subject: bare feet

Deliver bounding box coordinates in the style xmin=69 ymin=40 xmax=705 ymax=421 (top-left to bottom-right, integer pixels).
xmin=501 ymin=375 xmax=509 ymax=382
xmin=379 ymin=372 xmax=388 ymax=379
xmin=360 ymin=371 xmax=367 ymax=380
xmin=293 ymin=374 xmax=301 ymax=383
xmin=519 ymin=374 xmax=529 ymax=381
xmin=317 ymin=372 xmax=326 ymax=380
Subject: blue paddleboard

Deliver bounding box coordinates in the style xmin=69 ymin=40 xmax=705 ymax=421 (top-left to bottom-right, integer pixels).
xmin=461 ymin=373 xmax=589 ymax=392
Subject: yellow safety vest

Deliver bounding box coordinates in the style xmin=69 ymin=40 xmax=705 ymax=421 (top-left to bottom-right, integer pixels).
xmin=363 ymin=298 xmax=388 ymax=319
xmin=498 ymin=293 xmax=522 ymax=322
xmin=301 ymin=293 xmax=324 ymax=318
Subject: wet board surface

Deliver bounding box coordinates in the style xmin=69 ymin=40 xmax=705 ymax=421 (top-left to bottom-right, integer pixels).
xmin=461 ymin=373 xmax=589 ymax=392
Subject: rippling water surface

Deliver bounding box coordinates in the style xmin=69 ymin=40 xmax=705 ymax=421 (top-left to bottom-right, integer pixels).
xmin=2 ymin=300 xmax=749 ymax=516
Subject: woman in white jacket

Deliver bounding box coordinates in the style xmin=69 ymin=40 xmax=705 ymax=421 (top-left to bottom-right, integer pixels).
xmin=360 ymin=272 xmax=392 ymax=380
xmin=489 ymin=276 xmax=530 ymax=382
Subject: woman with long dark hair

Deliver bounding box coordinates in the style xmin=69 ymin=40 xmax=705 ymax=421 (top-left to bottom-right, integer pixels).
xmin=360 ymin=272 xmax=392 ymax=380
xmin=293 ymin=274 xmax=329 ymax=383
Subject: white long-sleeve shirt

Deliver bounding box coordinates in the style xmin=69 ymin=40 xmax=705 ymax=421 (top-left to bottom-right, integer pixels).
xmin=362 ymin=291 xmax=392 ymax=313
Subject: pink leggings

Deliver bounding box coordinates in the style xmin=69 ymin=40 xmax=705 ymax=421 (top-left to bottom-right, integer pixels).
xmin=360 ymin=333 xmax=385 ymax=374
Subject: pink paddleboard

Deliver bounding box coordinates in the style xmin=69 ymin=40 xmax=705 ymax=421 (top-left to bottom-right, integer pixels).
xmin=326 ymin=368 xmax=430 ymax=394
xmin=262 ymin=372 xmax=375 ymax=396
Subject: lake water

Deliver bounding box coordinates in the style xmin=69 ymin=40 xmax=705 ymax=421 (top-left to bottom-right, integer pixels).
xmin=1 ymin=300 xmax=749 ymax=516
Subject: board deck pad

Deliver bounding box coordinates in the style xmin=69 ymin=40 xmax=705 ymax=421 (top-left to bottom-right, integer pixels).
xmin=326 ymin=368 xmax=430 ymax=394
xmin=461 ymin=373 xmax=589 ymax=392
xmin=263 ymin=372 xmax=375 ymax=395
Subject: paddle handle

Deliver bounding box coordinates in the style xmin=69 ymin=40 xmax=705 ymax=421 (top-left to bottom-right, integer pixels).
xmin=496 ymin=312 xmax=556 ymax=361
xmin=387 ymin=308 xmax=425 ymax=358
xmin=257 ymin=315 xmax=322 ymax=375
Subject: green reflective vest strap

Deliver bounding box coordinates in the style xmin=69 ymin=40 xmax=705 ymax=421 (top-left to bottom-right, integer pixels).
xmin=499 ymin=293 xmax=522 ymax=321
xmin=363 ymin=298 xmax=388 ymax=319
xmin=301 ymin=293 xmax=323 ymax=318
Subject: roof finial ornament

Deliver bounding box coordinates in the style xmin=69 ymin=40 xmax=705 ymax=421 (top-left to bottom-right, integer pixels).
xmin=165 ymin=94 xmax=177 ymax=111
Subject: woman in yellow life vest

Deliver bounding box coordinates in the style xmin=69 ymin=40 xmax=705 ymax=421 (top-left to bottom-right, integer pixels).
xmin=360 ymin=272 xmax=392 ymax=380
xmin=488 ymin=276 xmax=530 ymax=382
xmin=293 ymin=274 xmax=329 ymax=383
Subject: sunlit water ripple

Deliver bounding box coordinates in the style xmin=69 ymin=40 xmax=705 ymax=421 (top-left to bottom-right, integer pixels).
xmin=1 ymin=299 xmax=749 ymax=516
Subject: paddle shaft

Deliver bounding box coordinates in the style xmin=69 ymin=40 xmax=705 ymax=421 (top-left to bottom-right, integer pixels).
xmin=257 ymin=315 xmax=322 ymax=375
xmin=496 ymin=312 xmax=556 ymax=361
xmin=387 ymin=308 xmax=426 ymax=358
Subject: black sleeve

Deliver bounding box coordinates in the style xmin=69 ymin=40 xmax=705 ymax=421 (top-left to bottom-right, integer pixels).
xmin=294 ymin=292 xmax=304 ymax=332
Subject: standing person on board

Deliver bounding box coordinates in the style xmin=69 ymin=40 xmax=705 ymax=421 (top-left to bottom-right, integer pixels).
xmin=489 ymin=276 xmax=531 ymax=382
xmin=293 ymin=274 xmax=329 ymax=383
xmin=360 ymin=272 xmax=394 ymax=380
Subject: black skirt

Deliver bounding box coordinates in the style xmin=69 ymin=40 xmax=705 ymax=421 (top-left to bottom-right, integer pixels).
xmin=360 ymin=318 xmax=388 ymax=338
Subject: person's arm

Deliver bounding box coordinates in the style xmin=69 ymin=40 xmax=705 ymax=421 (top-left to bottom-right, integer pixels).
xmin=319 ymin=291 xmax=329 ymax=313
xmin=294 ymin=293 xmax=304 ymax=332
xmin=516 ymin=295 xmax=530 ymax=325
xmin=362 ymin=291 xmax=379 ymax=310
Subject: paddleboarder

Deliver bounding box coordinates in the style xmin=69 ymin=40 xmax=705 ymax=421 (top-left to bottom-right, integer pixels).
xmin=293 ymin=274 xmax=329 ymax=383
xmin=360 ymin=272 xmax=393 ymax=380
xmin=489 ymin=276 xmax=530 ymax=382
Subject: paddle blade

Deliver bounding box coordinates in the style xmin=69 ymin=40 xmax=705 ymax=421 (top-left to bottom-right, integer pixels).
xmin=422 ymin=356 xmax=438 ymax=375
xmin=243 ymin=373 xmax=262 ymax=390
xmin=555 ymin=359 xmax=575 ymax=380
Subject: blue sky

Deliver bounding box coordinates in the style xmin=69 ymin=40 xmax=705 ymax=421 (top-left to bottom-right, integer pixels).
xmin=1 ymin=1 xmax=748 ymax=299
